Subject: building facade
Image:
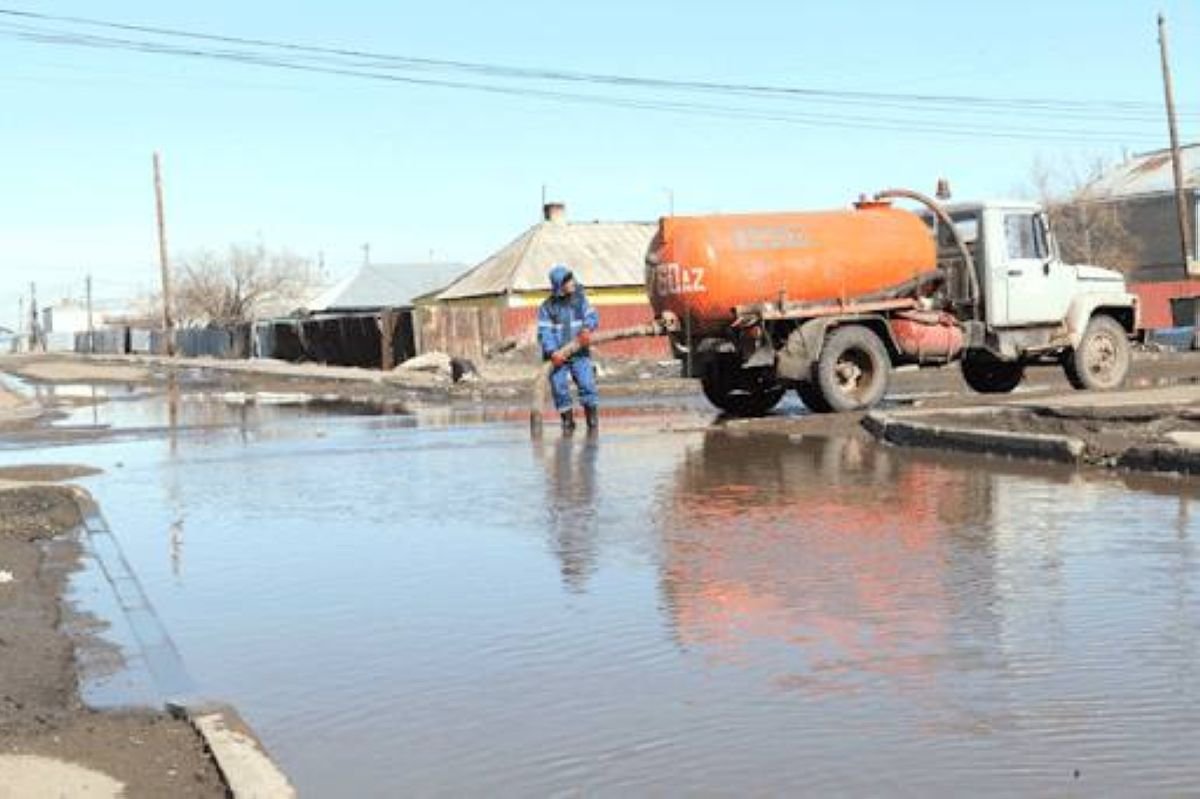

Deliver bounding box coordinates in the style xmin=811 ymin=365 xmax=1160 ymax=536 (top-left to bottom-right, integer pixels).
xmin=418 ymin=203 xmax=669 ymax=361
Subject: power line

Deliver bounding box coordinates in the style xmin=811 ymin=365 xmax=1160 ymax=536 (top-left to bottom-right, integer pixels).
xmin=0 ymin=7 xmax=1188 ymax=144
xmin=1 ymin=7 xmax=1192 ymax=118
xmin=4 ymin=24 xmax=1156 ymax=143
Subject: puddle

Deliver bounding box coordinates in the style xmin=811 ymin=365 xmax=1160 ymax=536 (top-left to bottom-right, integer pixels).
xmin=1 ymin=385 xmax=1199 ymax=795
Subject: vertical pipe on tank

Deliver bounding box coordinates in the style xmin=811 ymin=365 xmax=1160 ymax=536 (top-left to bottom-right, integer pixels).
xmin=685 ymin=307 xmax=694 ymax=378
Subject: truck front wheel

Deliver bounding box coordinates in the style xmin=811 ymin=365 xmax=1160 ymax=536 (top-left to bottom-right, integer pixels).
xmin=701 ymin=358 xmax=785 ymax=417
xmin=814 ymin=326 xmax=891 ymax=412
xmin=1064 ymin=314 xmax=1131 ymax=391
xmin=961 ymin=353 xmax=1025 ymax=393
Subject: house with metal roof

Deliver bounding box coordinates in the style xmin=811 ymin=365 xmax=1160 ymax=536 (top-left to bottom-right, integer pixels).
xmin=1082 ymin=145 xmax=1200 ymax=331
xmin=1082 ymin=145 xmax=1199 ymax=280
xmin=418 ymin=203 xmax=666 ymax=360
xmin=311 ymin=261 xmax=467 ymax=312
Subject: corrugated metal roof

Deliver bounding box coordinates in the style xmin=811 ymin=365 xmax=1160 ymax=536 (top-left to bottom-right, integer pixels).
xmin=311 ymin=262 xmax=468 ymax=310
xmin=1085 ymin=144 xmax=1200 ymax=198
xmin=437 ymin=221 xmax=655 ymax=300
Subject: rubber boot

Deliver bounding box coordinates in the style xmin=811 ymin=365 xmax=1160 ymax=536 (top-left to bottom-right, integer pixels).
xmin=584 ymin=405 xmax=599 ymax=431
xmin=560 ymin=410 xmax=576 ymax=434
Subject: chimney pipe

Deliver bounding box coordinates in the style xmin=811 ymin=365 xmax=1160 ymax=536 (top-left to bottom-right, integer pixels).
xmin=543 ymin=202 xmax=567 ymax=224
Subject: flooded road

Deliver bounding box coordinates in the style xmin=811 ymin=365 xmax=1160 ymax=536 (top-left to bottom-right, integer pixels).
xmin=3 ymin=384 xmax=1200 ymax=795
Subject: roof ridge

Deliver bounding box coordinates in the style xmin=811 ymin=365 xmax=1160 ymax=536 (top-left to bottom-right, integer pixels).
xmin=436 ymin=222 xmax=539 ymax=298
xmin=506 ymin=221 xmax=545 ymax=293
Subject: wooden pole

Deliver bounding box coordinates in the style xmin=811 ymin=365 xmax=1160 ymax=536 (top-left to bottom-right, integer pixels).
xmin=380 ymin=309 xmax=398 ymax=371
xmin=85 ymin=273 xmax=94 ymax=354
xmin=153 ymin=152 xmax=176 ymax=356
xmin=29 ymin=282 xmax=40 ymax=352
xmin=1158 ymin=14 xmax=1194 ymax=273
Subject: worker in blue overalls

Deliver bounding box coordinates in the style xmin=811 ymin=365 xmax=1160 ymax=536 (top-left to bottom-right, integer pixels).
xmin=538 ymin=264 xmax=599 ymax=433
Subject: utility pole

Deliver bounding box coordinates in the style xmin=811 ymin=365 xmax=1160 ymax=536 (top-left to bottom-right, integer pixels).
xmin=362 ymin=242 xmax=371 ymax=268
xmin=153 ymin=151 xmax=176 ymax=356
xmin=1158 ymin=14 xmax=1194 ymax=275
xmin=85 ymin=273 xmax=95 ymax=354
xmin=16 ymin=297 xmax=23 ymax=353
xmin=28 ymin=282 xmax=40 ymax=352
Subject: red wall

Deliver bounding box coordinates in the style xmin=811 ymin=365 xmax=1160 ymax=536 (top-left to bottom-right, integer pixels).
xmin=1131 ymin=280 xmax=1200 ymax=329
xmin=504 ymin=304 xmax=672 ymax=359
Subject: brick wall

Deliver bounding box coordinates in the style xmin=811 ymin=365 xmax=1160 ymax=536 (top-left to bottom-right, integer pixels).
xmin=1131 ymin=279 xmax=1200 ymax=329
xmin=503 ymin=304 xmax=671 ymax=360
xmin=416 ymin=301 xmax=671 ymax=360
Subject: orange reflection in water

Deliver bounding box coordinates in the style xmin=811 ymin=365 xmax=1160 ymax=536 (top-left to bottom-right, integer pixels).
xmin=659 ymin=433 xmax=993 ymax=693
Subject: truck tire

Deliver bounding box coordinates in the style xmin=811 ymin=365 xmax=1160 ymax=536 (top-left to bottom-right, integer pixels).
xmin=813 ymin=325 xmax=890 ymax=412
xmin=795 ymin=381 xmax=832 ymax=413
xmin=701 ymin=359 xmax=785 ymax=417
xmin=961 ymin=352 xmax=1024 ymax=393
xmin=1064 ymin=314 xmax=1131 ymax=391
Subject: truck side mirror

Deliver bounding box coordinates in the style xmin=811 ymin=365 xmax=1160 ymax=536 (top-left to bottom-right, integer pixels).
xmin=1036 ymin=211 xmax=1057 ymax=262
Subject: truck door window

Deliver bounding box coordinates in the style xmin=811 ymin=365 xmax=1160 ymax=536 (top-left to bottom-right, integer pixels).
xmin=1004 ymin=213 xmax=1046 ymax=260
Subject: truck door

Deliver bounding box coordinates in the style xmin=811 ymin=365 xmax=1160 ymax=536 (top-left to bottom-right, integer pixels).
xmin=1000 ymin=212 xmax=1073 ymax=326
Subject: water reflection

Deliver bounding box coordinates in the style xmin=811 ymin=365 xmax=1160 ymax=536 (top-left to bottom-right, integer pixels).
xmin=537 ymin=434 xmax=601 ymax=592
xmin=6 ymin=381 xmax=1200 ymax=794
xmin=659 ymin=433 xmax=1019 ymax=693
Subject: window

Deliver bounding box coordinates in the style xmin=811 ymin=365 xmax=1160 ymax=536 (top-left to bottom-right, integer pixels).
xmin=940 ymin=215 xmax=979 ymax=249
xmin=1004 ymin=213 xmax=1047 ymax=260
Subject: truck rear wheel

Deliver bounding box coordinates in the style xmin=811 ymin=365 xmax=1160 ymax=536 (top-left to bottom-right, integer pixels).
xmin=814 ymin=326 xmax=890 ymax=412
xmin=701 ymin=359 xmax=785 ymax=417
xmin=961 ymin=352 xmax=1024 ymax=393
xmin=1064 ymin=314 xmax=1131 ymax=391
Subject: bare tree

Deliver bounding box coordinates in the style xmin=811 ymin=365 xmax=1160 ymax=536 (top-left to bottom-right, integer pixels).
xmin=174 ymin=243 xmax=318 ymax=326
xmin=1029 ymin=157 xmax=1143 ymax=273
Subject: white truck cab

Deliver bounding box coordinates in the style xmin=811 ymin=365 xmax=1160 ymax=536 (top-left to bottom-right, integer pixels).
xmin=933 ymin=199 xmax=1138 ymax=392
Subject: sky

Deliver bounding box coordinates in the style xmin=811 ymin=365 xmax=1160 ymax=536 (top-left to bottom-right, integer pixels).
xmin=1 ymin=0 xmax=1198 ymax=331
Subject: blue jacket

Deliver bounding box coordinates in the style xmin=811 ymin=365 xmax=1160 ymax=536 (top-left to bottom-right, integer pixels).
xmin=538 ymin=265 xmax=599 ymax=359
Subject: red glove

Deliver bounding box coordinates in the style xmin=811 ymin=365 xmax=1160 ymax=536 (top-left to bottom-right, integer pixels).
xmin=576 ymin=329 xmax=592 ymax=348
xmin=550 ymin=352 xmax=567 ymax=368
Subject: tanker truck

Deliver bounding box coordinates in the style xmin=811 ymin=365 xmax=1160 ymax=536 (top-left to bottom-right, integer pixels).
xmin=646 ymin=189 xmax=1138 ymax=415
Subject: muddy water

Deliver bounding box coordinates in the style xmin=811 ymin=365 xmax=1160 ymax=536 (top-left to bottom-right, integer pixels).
xmin=3 ymin=386 xmax=1200 ymax=795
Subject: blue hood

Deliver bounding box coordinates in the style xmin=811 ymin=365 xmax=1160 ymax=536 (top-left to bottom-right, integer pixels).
xmin=548 ymin=264 xmax=574 ymax=296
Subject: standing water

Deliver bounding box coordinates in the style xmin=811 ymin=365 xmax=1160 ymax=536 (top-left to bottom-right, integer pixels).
xmin=3 ymin=386 xmax=1199 ymax=795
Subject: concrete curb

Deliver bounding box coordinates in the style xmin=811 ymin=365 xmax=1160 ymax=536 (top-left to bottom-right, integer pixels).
xmin=1117 ymin=445 xmax=1200 ymax=475
xmin=168 ymin=702 xmax=297 ymax=799
xmin=66 ymin=488 xmax=295 ymax=798
xmin=865 ymin=410 xmax=1087 ymax=464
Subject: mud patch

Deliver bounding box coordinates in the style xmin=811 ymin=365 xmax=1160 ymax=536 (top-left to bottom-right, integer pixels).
xmin=0 ymin=483 xmax=225 ymax=796
xmin=912 ymin=406 xmax=1200 ymax=464
xmin=3 ymin=358 xmax=153 ymax=385
xmin=0 ymin=484 xmax=84 ymax=539
xmin=0 ymin=464 xmax=103 ymax=483
xmin=0 ymin=713 xmax=226 ymax=798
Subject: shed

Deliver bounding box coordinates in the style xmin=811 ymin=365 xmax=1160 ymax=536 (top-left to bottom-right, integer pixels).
xmin=311 ymin=262 xmax=467 ymax=312
xmin=261 ymin=262 xmax=467 ymax=368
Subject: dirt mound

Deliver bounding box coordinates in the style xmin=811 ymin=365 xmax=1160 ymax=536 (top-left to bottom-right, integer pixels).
xmin=0 ymin=485 xmax=83 ymax=540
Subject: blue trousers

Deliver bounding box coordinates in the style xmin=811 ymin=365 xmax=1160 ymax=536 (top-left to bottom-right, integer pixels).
xmin=550 ymin=355 xmax=598 ymax=412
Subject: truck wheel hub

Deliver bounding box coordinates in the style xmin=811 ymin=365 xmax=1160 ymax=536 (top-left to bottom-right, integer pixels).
xmin=835 ymin=352 xmax=872 ymax=393
xmin=1086 ymin=335 xmax=1117 ymax=374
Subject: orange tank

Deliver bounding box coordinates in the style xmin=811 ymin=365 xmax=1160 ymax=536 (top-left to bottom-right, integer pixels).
xmin=647 ymin=202 xmax=937 ymax=335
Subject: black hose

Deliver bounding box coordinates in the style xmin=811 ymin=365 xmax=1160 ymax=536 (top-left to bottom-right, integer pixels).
xmin=874 ymin=188 xmax=981 ymax=321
